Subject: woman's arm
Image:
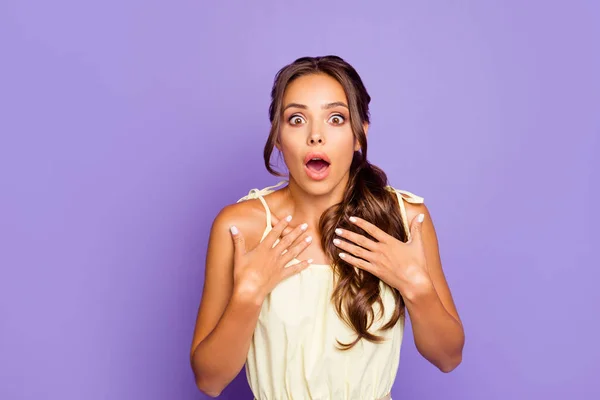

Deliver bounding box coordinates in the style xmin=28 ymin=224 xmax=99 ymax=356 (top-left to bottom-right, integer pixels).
xmin=190 ymin=202 xmax=312 ymax=396
xmin=403 ymin=203 xmax=465 ymax=372
xmin=189 ymin=204 xmax=263 ymax=397
xmin=332 ymin=199 xmax=465 ymax=373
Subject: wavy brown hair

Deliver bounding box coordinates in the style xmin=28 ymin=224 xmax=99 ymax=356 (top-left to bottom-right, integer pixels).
xmin=264 ymin=55 xmax=408 ymax=349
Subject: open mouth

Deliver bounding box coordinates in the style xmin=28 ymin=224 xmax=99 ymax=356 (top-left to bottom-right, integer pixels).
xmin=305 ymin=158 xmax=330 ymax=172
xmin=303 ymin=153 xmax=331 ymax=181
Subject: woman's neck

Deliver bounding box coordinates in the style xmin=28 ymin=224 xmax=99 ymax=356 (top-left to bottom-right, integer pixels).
xmin=282 ymin=173 xmax=350 ymax=229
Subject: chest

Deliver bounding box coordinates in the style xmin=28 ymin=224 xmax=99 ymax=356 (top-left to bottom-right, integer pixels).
xmin=258 ymin=265 xmax=400 ymax=341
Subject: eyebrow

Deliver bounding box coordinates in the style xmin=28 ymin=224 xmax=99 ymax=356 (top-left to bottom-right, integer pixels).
xmin=283 ymin=101 xmax=349 ymax=111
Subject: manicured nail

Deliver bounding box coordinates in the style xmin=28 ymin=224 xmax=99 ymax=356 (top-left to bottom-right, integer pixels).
xmin=305 ymin=236 xmax=313 ymax=243
xmin=300 ymin=223 xmax=308 ymax=231
xmin=417 ymin=213 xmax=425 ymax=223
xmin=339 ymin=252 xmax=346 ymax=259
xmin=307 ymin=259 xmax=314 ymax=264
xmin=230 ymin=226 xmax=238 ymax=235
xmin=349 ymin=216 xmax=357 ymax=223
xmin=335 ymin=228 xmax=343 ymax=235
xmin=286 ymin=215 xmax=292 ymax=222
xmin=333 ymin=238 xmax=341 ymax=245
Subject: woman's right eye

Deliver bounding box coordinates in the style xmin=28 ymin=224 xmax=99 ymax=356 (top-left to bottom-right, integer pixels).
xmin=289 ymin=115 xmax=306 ymax=125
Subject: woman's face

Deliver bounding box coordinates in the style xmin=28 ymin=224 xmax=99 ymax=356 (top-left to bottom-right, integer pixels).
xmin=278 ymin=73 xmax=363 ymax=194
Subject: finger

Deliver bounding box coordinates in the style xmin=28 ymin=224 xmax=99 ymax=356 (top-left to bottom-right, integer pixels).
xmin=271 ymin=215 xmax=294 ymax=236
xmin=407 ymin=213 xmax=425 ymax=244
xmin=281 ymin=258 xmax=312 ymax=280
xmin=339 ymin=252 xmax=376 ymax=275
xmin=333 ymin=237 xmax=377 ymax=262
xmin=280 ymin=233 xmax=313 ymax=264
xmin=281 ymin=226 xmax=312 ymax=253
xmin=229 ymin=225 xmax=246 ymax=262
xmin=263 ymin=214 xmax=292 ymax=247
xmin=274 ymin=220 xmax=309 ymax=252
xmin=349 ymin=216 xmax=388 ymax=242
xmin=334 ymin=227 xmax=378 ymax=251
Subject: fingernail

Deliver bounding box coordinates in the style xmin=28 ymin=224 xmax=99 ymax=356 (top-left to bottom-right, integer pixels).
xmin=300 ymin=223 xmax=308 ymax=231
xmin=286 ymin=215 xmax=292 ymax=222
xmin=418 ymin=213 xmax=425 ymax=223
xmin=307 ymin=259 xmax=314 ymax=264
xmin=349 ymin=216 xmax=357 ymax=223
xmin=230 ymin=226 xmax=238 ymax=235
xmin=335 ymin=228 xmax=343 ymax=235
xmin=305 ymin=236 xmax=313 ymax=243
xmin=339 ymin=252 xmax=346 ymax=259
xmin=333 ymin=238 xmax=341 ymax=245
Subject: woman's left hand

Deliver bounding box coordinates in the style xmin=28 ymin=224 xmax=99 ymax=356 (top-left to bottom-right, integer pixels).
xmin=334 ymin=214 xmax=433 ymax=298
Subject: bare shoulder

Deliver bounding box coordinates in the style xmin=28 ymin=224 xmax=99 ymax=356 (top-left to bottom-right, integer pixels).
xmin=211 ymin=197 xmax=269 ymax=250
xmin=404 ymin=200 xmax=429 ymax=224
xmin=388 ymin=186 xmax=428 ymax=223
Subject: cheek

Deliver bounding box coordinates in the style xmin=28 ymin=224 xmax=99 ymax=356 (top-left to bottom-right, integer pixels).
xmin=328 ymin=132 xmax=357 ymax=167
xmin=278 ymin=133 xmax=303 ymax=167
xmin=278 ymin=126 xmax=304 ymax=147
xmin=331 ymin=129 xmax=357 ymax=152
xmin=279 ymin=132 xmax=298 ymax=152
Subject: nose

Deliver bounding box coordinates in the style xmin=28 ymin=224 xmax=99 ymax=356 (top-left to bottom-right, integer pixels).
xmin=308 ymin=131 xmax=325 ymax=146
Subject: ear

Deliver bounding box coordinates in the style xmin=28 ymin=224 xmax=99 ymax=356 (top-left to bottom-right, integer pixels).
xmin=354 ymin=122 xmax=369 ymax=152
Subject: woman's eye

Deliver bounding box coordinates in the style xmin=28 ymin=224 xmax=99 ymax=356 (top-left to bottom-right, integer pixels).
xmin=328 ymin=114 xmax=345 ymax=125
xmin=289 ymin=115 xmax=306 ymax=125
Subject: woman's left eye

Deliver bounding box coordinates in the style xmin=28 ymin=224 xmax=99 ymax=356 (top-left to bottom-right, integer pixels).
xmin=328 ymin=114 xmax=345 ymax=125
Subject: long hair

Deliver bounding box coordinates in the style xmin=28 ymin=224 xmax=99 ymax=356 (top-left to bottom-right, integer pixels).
xmin=264 ymin=55 xmax=408 ymax=349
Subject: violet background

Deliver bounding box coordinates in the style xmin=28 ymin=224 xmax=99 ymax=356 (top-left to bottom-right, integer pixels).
xmin=1 ymin=1 xmax=599 ymax=399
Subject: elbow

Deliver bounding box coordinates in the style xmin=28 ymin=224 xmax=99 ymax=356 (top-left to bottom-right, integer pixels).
xmin=439 ymin=329 xmax=465 ymax=373
xmin=195 ymin=375 xmax=224 ymax=398
xmin=191 ymin=351 xmax=225 ymax=397
xmin=439 ymin=353 xmax=462 ymax=373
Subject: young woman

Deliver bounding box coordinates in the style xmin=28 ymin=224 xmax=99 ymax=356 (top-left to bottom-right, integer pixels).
xmin=190 ymin=55 xmax=465 ymax=400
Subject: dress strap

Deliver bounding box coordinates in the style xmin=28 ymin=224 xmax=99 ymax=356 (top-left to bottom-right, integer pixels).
xmin=385 ymin=186 xmax=424 ymax=240
xmin=237 ymin=180 xmax=289 ymax=240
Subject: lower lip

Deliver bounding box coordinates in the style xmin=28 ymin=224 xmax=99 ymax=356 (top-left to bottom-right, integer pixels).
xmin=304 ymin=163 xmax=330 ymax=181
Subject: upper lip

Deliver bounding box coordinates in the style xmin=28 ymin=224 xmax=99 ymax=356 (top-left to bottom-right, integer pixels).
xmin=304 ymin=152 xmax=331 ymax=165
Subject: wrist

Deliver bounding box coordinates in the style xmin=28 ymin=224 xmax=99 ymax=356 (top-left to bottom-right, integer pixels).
xmin=402 ymin=275 xmax=436 ymax=304
xmin=231 ymin=284 xmax=266 ymax=308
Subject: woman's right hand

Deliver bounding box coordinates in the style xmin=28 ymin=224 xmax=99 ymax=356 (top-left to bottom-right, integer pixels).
xmin=229 ymin=216 xmax=313 ymax=301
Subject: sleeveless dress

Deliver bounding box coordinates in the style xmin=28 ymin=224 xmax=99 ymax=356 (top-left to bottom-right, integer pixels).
xmin=237 ymin=180 xmax=424 ymax=400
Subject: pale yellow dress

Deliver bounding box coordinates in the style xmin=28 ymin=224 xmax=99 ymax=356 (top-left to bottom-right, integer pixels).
xmin=237 ymin=180 xmax=424 ymax=400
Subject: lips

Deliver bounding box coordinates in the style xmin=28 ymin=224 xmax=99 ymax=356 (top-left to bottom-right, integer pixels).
xmin=304 ymin=151 xmax=331 ymax=181
xmin=304 ymin=152 xmax=331 ymax=165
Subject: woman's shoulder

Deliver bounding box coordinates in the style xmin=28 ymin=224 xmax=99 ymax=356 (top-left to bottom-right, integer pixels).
xmin=385 ymin=184 xmax=428 ymax=222
xmin=215 ymin=197 xmax=263 ymax=226
xmin=236 ymin=180 xmax=288 ymax=203
xmin=210 ymin=183 xmax=280 ymax=248
xmin=385 ymin=184 xmax=425 ymax=204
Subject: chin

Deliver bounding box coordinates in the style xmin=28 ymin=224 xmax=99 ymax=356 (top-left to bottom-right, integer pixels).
xmin=291 ymin=172 xmax=346 ymax=196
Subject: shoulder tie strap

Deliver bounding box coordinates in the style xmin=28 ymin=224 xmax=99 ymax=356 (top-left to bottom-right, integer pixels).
xmin=385 ymin=186 xmax=425 ymax=240
xmin=237 ymin=180 xmax=288 ymax=235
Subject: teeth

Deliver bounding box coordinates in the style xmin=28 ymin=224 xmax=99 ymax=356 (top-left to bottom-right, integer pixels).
xmin=307 ymin=156 xmax=329 ymax=164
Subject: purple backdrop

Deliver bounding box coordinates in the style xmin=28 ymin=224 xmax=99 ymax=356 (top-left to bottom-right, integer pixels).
xmin=1 ymin=1 xmax=599 ymax=399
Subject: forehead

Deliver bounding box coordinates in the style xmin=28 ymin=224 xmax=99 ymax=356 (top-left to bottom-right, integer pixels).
xmin=283 ymin=73 xmax=348 ymax=105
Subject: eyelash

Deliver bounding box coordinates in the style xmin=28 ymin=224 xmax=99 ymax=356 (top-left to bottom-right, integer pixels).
xmin=288 ymin=114 xmax=346 ymax=125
